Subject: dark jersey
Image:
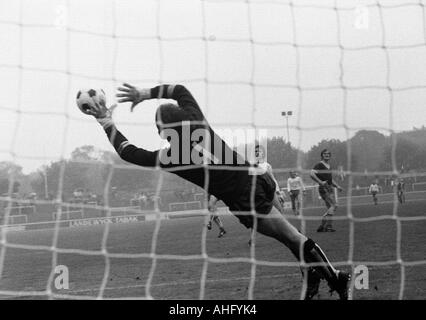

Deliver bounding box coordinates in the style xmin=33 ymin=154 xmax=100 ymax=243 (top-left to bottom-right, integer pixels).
xmin=397 ymin=182 xmax=405 ymax=191
xmin=102 ymin=84 xmax=251 ymax=206
xmin=312 ymin=161 xmax=333 ymax=186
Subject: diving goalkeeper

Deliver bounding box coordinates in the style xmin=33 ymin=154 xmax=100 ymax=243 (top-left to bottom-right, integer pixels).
xmin=80 ymin=83 xmax=350 ymax=300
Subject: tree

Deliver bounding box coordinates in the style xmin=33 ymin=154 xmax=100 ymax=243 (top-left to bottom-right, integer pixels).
xmin=29 ymin=146 xmax=165 ymax=201
xmin=266 ymin=136 xmax=299 ymax=169
xmin=0 ymin=162 xmax=24 ymax=179
xmin=0 ymin=162 xmax=24 ymax=195
xmin=0 ymin=178 xmax=20 ymax=195
xmin=349 ymin=130 xmax=386 ymax=172
xmin=30 ymin=145 xmax=108 ymax=199
xmin=264 ymin=136 xmax=300 ymax=185
xmin=70 ymin=145 xmax=103 ymax=162
xmin=380 ymin=137 xmax=426 ymax=172
xmin=305 ymin=139 xmax=357 ymax=171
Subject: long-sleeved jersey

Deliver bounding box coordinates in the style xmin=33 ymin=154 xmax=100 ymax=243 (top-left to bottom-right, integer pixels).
xmin=100 ymin=84 xmax=251 ymax=206
xmin=368 ymin=183 xmax=380 ymax=193
xmin=256 ymin=161 xmax=280 ymax=193
xmin=287 ymin=176 xmax=305 ymax=191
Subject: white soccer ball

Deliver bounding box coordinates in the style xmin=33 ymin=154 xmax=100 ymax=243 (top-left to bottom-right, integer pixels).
xmin=76 ymin=88 xmax=106 ymax=115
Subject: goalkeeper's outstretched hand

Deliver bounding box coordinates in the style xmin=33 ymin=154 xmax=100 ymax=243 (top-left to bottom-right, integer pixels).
xmin=116 ymin=83 xmax=150 ymax=112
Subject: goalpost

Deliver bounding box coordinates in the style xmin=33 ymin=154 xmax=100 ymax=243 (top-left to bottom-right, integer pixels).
xmin=0 ymin=0 xmax=425 ymax=300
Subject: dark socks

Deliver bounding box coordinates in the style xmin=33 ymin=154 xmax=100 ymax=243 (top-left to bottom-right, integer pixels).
xmin=302 ymin=239 xmax=338 ymax=285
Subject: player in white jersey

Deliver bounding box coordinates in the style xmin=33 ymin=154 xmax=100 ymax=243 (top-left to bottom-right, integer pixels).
xmin=368 ymin=182 xmax=380 ymax=205
xmin=206 ymin=194 xmax=226 ymax=238
xmin=248 ymin=145 xmax=286 ymax=247
xmin=287 ymin=171 xmax=306 ymax=215
xmin=254 ymin=145 xmax=285 ymax=213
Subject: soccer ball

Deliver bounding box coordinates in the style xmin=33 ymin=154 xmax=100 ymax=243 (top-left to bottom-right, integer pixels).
xmin=76 ymin=88 xmax=106 ymax=115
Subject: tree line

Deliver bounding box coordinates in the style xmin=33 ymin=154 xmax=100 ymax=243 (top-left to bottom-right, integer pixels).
xmin=1 ymin=128 xmax=426 ymax=200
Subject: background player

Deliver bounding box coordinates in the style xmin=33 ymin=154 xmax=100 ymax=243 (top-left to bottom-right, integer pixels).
xmin=397 ymin=178 xmax=406 ymax=204
xmin=206 ymin=194 xmax=226 ymax=238
xmin=310 ymin=149 xmax=343 ymax=232
xmin=81 ymin=83 xmax=350 ymax=300
xmin=368 ymin=181 xmax=380 ymax=205
xmin=247 ymin=144 xmax=286 ymax=246
xmin=287 ymin=171 xmax=305 ymax=215
xmin=254 ymin=145 xmax=286 ymax=213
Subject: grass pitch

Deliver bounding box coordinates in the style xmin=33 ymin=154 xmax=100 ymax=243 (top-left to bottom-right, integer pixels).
xmin=0 ymin=198 xmax=425 ymax=300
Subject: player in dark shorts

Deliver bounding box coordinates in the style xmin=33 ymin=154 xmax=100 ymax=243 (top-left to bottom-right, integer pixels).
xmin=368 ymin=182 xmax=380 ymax=205
xmin=80 ymin=82 xmax=350 ymax=300
xmin=310 ymin=149 xmax=343 ymax=232
xmin=397 ymin=179 xmax=405 ymax=204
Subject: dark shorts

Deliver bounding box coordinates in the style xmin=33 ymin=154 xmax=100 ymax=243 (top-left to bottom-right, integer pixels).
xmin=227 ymin=173 xmax=276 ymax=229
xmin=290 ymin=190 xmax=300 ymax=199
xmin=289 ymin=190 xmax=300 ymax=209
xmin=318 ymin=185 xmax=336 ymax=209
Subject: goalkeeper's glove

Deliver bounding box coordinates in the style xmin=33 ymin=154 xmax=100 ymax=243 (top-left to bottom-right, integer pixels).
xmin=95 ymin=103 xmax=117 ymax=130
xmin=116 ymin=83 xmax=151 ymax=112
xmin=87 ymin=97 xmax=118 ymax=129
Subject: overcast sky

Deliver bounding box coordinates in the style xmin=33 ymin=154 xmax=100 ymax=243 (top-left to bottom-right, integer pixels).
xmin=0 ymin=0 xmax=425 ymax=173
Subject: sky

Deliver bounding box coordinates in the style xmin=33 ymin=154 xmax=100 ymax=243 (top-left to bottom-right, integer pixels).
xmin=0 ymin=0 xmax=425 ymax=173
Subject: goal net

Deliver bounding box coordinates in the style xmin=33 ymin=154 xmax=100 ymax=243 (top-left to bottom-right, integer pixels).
xmin=0 ymin=0 xmax=425 ymax=300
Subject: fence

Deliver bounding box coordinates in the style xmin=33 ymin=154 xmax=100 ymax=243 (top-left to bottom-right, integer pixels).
xmin=169 ymin=201 xmax=202 ymax=212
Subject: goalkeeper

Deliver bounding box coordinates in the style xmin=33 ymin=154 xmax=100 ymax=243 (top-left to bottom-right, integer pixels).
xmin=81 ymin=83 xmax=350 ymax=300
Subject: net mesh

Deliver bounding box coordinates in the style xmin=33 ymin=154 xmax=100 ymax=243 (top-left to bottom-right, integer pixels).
xmin=0 ymin=0 xmax=425 ymax=299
